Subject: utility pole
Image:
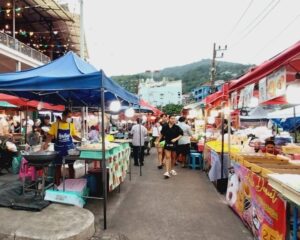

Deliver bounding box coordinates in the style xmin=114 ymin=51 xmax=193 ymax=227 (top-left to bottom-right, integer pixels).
xmin=210 ymin=43 xmax=227 ymax=93
xmin=80 ymin=0 xmax=84 ymax=58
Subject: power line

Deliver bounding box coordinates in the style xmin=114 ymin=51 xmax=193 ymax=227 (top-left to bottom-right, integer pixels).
xmin=226 ymin=0 xmax=254 ymax=38
xmin=250 ymin=13 xmax=300 ymax=62
xmin=240 ymin=0 xmax=276 ymax=35
xmin=232 ymin=0 xmax=281 ymax=48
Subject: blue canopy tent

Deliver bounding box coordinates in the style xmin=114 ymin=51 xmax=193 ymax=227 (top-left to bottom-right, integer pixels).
xmin=0 ymin=52 xmax=138 ymax=230
xmin=0 ymin=52 xmax=137 ymax=106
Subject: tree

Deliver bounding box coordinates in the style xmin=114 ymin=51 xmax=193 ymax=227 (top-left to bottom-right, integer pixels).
xmin=162 ymin=104 xmax=184 ymax=116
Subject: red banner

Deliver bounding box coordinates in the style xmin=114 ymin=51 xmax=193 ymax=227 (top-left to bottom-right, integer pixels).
xmin=226 ymin=163 xmax=286 ymax=240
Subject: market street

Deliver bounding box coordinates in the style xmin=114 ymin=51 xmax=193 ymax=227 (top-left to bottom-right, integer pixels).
xmin=88 ymin=150 xmax=252 ymax=240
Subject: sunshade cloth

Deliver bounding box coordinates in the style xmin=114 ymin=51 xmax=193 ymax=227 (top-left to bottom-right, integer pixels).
xmin=0 ymin=94 xmax=64 ymax=111
xmin=0 ymin=101 xmax=17 ymax=108
xmin=0 ymin=52 xmax=138 ymax=106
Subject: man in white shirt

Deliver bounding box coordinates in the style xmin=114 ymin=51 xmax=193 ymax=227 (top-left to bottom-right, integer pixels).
xmin=130 ymin=118 xmax=148 ymax=166
xmin=177 ymin=116 xmax=193 ymax=167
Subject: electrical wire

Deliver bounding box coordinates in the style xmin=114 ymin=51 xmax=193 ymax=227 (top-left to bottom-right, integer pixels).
xmin=240 ymin=0 xmax=276 ymax=35
xmin=226 ymin=0 xmax=254 ymax=38
xmin=250 ymin=13 xmax=300 ymax=62
xmin=232 ymin=0 xmax=281 ymax=48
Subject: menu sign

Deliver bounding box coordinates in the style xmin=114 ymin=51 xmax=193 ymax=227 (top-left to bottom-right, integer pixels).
xmin=259 ymin=77 xmax=267 ymax=103
xmin=266 ymin=67 xmax=286 ymax=101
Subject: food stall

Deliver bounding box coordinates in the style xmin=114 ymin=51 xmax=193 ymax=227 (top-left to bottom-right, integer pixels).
xmin=0 ymin=51 xmax=139 ymax=229
xmin=224 ymin=40 xmax=300 ymax=239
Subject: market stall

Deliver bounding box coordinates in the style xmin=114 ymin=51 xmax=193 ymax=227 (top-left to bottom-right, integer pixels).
xmin=223 ymin=40 xmax=300 ymax=239
xmin=0 ymin=51 xmax=138 ymax=229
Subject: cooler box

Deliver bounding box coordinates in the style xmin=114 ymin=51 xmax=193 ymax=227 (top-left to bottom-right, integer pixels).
xmin=45 ymin=179 xmax=88 ymax=207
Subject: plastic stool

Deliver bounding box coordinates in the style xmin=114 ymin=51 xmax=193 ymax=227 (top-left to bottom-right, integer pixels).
xmin=189 ymin=152 xmax=203 ymax=170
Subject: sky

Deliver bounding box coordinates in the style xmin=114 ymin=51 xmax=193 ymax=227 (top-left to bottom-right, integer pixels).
xmin=62 ymin=0 xmax=300 ymax=76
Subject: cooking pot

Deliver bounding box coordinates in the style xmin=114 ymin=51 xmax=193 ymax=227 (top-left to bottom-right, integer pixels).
xmin=21 ymin=151 xmax=58 ymax=166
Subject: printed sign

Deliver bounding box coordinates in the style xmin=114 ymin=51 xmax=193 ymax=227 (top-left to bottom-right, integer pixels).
xmin=259 ymin=78 xmax=267 ymax=103
xmin=243 ymin=83 xmax=255 ymax=107
xmin=226 ymin=163 xmax=286 ymax=240
xmin=238 ymin=88 xmax=245 ymax=109
xmin=266 ymin=67 xmax=286 ymax=101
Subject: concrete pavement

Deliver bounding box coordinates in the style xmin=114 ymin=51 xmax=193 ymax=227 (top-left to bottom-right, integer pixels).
xmin=88 ymin=150 xmax=252 ymax=240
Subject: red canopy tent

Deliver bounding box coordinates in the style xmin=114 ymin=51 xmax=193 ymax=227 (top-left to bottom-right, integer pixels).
xmin=140 ymin=99 xmax=163 ymax=116
xmin=229 ymin=40 xmax=300 ymax=95
xmin=0 ymin=93 xmax=64 ymax=111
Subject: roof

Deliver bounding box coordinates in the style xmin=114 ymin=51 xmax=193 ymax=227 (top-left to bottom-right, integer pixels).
xmin=0 ymin=52 xmax=138 ymax=106
xmin=0 ymin=0 xmax=88 ymax=59
xmin=229 ymin=40 xmax=300 ymax=93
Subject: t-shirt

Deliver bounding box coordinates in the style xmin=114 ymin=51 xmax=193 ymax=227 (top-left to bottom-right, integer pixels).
xmin=177 ymin=122 xmax=193 ymax=145
xmin=130 ymin=124 xmax=148 ymax=146
xmin=161 ymin=124 xmax=183 ymax=144
xmin=48 ymin=121 xmax=78 ymax=139
xmin=152 ymin=124 xmax=162 ymax=137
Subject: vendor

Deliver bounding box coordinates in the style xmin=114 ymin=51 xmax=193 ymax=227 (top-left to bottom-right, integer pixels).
xmin=43 ymin=109 xmax=81 ymax=185
xmin=262 ymin=139 xmax=280 ymax=155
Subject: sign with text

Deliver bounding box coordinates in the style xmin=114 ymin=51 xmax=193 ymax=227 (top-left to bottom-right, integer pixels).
xmin=226 ymin=162 xmax=286 ymax=240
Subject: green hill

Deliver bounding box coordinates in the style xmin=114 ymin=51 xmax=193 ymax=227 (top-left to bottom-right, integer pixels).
xmin=111 ymin=60 xmax=253 ymax=94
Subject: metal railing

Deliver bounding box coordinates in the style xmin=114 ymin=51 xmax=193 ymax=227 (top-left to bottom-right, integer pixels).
xmin=0 ymin=32 xmax=51 ymax=64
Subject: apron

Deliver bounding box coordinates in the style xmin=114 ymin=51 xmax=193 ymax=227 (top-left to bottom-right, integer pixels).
xmin=54 ymin=122 xmax=75 ymax=164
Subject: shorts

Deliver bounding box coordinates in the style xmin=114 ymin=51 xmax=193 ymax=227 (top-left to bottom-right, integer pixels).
xmin=176 ymin=144 xmax=190 ymax=155
xmin=164 ymin=143 xmax=177 ymax=151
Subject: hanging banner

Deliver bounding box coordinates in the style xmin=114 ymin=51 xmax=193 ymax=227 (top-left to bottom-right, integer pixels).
xmin=238 ymin=88 xmax=245 ymax=109
xmin=259 ymin=77 xmax=267 ymax=103
xmin=231 ymin=91 xmax=238 ymax=110
xmin=243 ymin=83 xmax=255 ymax=107
xmin=226 ymin=163 xmax=286 ymax=240
xmin=266 ymin=67 xmax=286 ymax=101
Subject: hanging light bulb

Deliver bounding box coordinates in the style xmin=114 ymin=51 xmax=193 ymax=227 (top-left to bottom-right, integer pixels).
xmin=188 ymin=109 xmax=197 ymax=118
xmin=207 ymin=116 xmax=215 ymax=124
xmin=109 ymin=100 xmax=121 ymax=112
xmin=37 ymin=102 xmax=44 ymax=111
xmin=125 ymin=107 xmax=135 ymax=118
xmin=142 ymin=115 xmax=147 ymax=123
xmin=111 ymin=114 xmax=119 ymax=120
xmin=210 ymin=110 xmax=218 ymax=117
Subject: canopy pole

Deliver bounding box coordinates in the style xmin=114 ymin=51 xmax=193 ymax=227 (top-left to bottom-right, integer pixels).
xmin=81 ymin=107 xmax=85 ymax=138
xmin=100 ymin=87 xmax=107 ymax=230
xmin=80 ymin=0 xmax=84 ymax=58
xmin=221 ymin=102 xmax=225 ymax=180
xmin=12 ymin=0 xmax=15 ymax=39
xmin=24 ymin=106 xmax=28 ymax=144
xmin=139 ymin=97 xmax=142 ymax=177
xmin=86 ymin=107 xmax=89 ymax=139
xmin=294 ymin=106 xmax=297 ymax=143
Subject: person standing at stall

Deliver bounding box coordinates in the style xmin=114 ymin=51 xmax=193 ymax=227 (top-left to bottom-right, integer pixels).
xmin=177 ymin=116 xmax=193 ymax=168
xmin=130 ymin=118 xmax=148 ymax=166
xmin=43 ymin=109 xmax=81 ymax=185
xmin=156 ymin=115 xmax=183 ymax=179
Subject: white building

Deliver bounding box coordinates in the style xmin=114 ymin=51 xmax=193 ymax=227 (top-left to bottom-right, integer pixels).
xmin=138 ymin=78 xmax=182 ymax=107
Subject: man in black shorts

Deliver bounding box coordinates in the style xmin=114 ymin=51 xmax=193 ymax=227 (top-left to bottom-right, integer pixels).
xmin=156 ymin=115 xmax=183 ymax=178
